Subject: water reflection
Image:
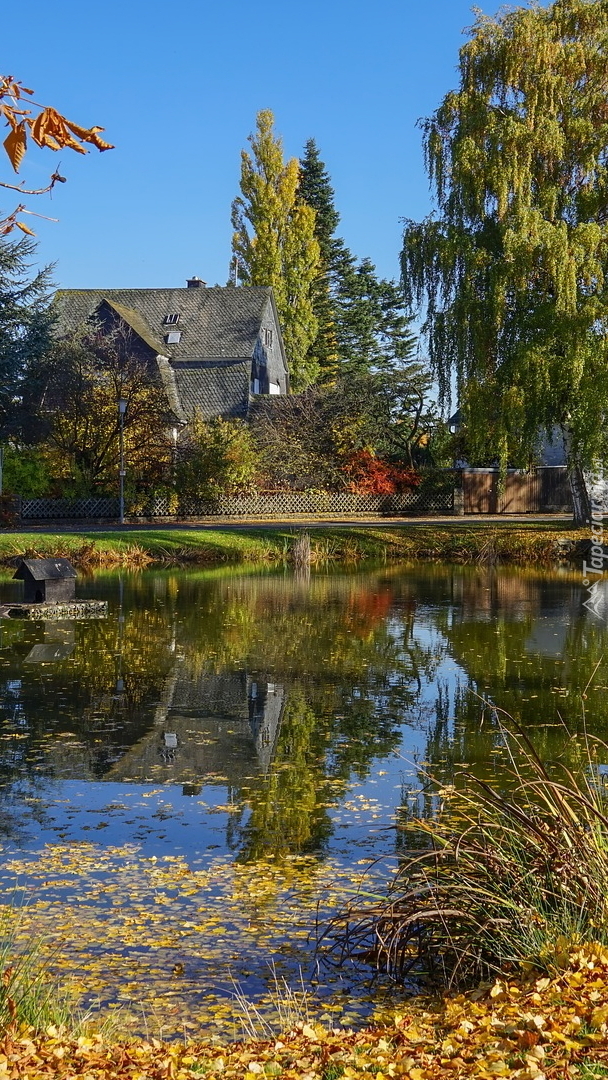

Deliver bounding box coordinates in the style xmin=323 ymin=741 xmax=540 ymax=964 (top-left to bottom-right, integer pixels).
xmin=0 ymin=564 xmax=603 ymax=860
xmin=0 ymin=562 xmax=605 ymax=1035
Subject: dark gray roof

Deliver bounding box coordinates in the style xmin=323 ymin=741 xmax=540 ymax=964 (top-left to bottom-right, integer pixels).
xmin=171 ymin=359 xmax=250 ymax=421
xmin=14 ymin=559 xmax=77 ymax=582
xmin=54 ymin=286 xmax=275 ymax=361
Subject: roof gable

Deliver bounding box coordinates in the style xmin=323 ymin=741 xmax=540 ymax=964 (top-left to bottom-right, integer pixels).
xmin=14 ymin=558 xmax=77 ymax=582
xmin=55 ymin=286 xmax=277 ymax=361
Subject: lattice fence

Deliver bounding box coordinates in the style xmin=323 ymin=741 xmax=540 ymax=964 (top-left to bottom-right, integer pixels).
xmin=20 ymin=477 xmax=457 ymax=521
xmin=21 ymin=497 xmax=120 ymax=520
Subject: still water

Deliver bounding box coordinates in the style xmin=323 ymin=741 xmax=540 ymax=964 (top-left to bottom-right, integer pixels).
xmin=0 ymin=563 xmax=602 ymax=1036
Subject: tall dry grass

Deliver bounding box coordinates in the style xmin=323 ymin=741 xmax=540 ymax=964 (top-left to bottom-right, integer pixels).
xmin=322 ymin=705 xmax=608 ymax=989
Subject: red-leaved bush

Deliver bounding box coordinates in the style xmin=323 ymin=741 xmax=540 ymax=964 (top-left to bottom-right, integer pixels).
xmin=342 ymin=450 xmax=421 ymax=495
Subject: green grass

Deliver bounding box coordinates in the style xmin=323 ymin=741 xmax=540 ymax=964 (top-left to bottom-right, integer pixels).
xmin=0 ymin=520 xmax=587 ymax=568
xmin=0 ymin=908 xmax=82 ymax=1035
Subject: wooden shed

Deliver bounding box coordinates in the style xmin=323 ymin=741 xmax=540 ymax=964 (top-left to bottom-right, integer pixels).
xmin=13 ymin=559 xmax=77 ymax=603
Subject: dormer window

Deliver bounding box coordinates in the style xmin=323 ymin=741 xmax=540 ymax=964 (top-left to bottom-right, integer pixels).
xmin=164 ymin=313 xmax=180 ymax=325
xmin=165 ymin=331 xmax=182 ymax=345
xmin=262 ymin=327 xmax=273 ymax=348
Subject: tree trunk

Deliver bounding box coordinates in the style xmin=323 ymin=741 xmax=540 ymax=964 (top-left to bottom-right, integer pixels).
xmin=569 ymin=463 xmax=591 ymax=525
xmin=562 ymin=426 xmax=591 ymax=525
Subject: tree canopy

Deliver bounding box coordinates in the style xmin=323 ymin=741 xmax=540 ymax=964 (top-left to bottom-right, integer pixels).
xmin=231 ymin=111 xmax=320 ymax=391
xmin=0 ymin=235 xmax=54 ymax=439
xmin=29 ymin=329 xmax=172 ymax=497
xmin=401 ymin=0 xmax=608 ymax=519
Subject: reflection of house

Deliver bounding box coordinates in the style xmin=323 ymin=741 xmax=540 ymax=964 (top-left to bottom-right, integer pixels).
xmin=105 ymin=668 xmax=285 ymax=785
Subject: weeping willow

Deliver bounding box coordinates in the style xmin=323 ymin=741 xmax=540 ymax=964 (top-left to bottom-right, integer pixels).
xmin=402 ymin=0 xmax=608 ymax=513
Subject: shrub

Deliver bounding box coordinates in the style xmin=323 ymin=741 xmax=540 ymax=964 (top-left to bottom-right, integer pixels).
xmin=322 ymin=714 xmax=608 ymax=988
xmin=342 ymin=449 xmax=420 ymax=495
xmin=177 ymin=416 xmax=259 ymax=500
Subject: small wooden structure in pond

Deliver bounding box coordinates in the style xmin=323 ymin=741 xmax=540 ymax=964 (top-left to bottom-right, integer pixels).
xmin=13 ymin=558 xmax=77 ymax=603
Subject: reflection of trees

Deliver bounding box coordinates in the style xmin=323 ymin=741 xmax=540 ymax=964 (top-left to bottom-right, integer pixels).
xmin=6 ymin=562 xmax=600 ymax=858
xmin=238 ymin=690 xmax=332 ymax=860
xmin=0 ymin=567 xmax=445 ymax=849
xmin=419 ymin=567 xmax=608 ymax=795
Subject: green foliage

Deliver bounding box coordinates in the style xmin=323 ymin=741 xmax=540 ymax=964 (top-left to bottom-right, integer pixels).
xmin=298 ymin=143 xmax=419 ymax=382
xmin=231 ymin=111 xmax=320 ymax=390
xmin=402 ymin=0 xmax=608 ymax=485
xmin=334 ymin=255 xmax=417 ymax=377
xmin=30 ymin=329 xmax=172 ymax=496
xmin=1 ymin=444 xmax=52 ymax=497
xmin=299 ymin=139 xmax=340 ymax=377
xmin=177 ymin=415 xmax=259 ymax=500
xmin=0 ymin=237 xmax=54 ymax=438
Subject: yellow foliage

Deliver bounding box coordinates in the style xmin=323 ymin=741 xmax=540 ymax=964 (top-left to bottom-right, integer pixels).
xmin=0 ymin=75 xmax=113 ymax=235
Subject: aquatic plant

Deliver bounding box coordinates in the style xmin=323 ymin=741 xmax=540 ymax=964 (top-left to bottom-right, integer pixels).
xmin=322 ymin=707 xmax=608 ymax=988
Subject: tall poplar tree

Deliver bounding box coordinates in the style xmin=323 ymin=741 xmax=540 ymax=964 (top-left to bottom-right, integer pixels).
xmin=231 ymin=111 xmax=320 ymax=391
xmin=402 ymin=0 xmax=608 ymax=522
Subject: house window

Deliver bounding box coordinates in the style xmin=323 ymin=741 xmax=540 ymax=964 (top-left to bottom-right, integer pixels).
xmin=251 ymin=378 xmax=260 ymax=394
xmin=164 ymin=313 xmax=180 ymax=325
xmin=269 ymin=381 xmax=281 ymax=395
xmin=165 ymin=331 xmax=182 ymax=344
xmin=262 ymin=327 xmax=273 ymax=348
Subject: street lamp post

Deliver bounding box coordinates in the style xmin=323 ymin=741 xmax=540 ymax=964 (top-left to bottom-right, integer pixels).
xmin=118 ymin=398 xmax=127 ymax=525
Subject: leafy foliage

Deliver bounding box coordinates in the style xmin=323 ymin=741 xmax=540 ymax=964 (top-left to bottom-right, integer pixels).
xmin=231 ymin=111 xmax=320 ymax=390
xmin=0 ymin=75 xmax=113 ymax=235
xmin=176 ymin=415 xmax=259 ymax=500
xmin=299 ymin=141 xmax=419 ymax=383
xmin=334 ymin=254 xmax=417 ymax=377
xmin=0 ymin=236 xmax=54 ymax=439
xmin=342 ymin=449 xmax=420 ymax=494
xmin=29 ymin=328 xmax=172 ymax=496
xmin=251 ymin=366 xmax=433 ymax=489
xmin=402 ymin=0 xmax=608 ymax=508
xmin=298 ymin=139 xmax=340 ymax=377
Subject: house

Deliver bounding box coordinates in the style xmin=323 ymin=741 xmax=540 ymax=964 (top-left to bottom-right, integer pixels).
xmin=14 ymin=558 xmax=77 ymax=603
xmin=54 ymin=278 xmax=289 ymax=428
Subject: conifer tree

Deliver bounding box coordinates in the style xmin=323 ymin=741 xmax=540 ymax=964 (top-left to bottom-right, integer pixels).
xmin=299 ymin=139 xmax=340 ymax=376
xmin=402 ymin=0 xmax=608 ymax=522
xmin=335 ymin=255 xmax=417 ymax=376
xmin=0 ymin=236 xmax=54 ymax=438
xmin=231 ymin=111 xmax=320 ymax=391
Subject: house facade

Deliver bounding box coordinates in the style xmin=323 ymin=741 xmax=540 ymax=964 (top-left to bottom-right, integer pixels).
xmin=54 ymin=278 xmax=289 ymax=427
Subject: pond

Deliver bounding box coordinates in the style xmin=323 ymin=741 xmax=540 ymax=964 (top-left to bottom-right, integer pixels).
xmin=0 ymin=562 xmax=603 ymax=1038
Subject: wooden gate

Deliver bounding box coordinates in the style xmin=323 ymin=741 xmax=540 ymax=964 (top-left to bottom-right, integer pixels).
xmin=462 ymin=468 xmax=571 ymax=514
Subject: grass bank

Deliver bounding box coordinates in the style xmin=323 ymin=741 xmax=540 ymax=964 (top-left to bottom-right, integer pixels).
xmin=0 ymin=520 xmax=588 ymax=569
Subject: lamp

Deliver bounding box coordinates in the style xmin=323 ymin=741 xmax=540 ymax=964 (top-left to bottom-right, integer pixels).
xmin=118 ymin=398 xmax=127 ymax=525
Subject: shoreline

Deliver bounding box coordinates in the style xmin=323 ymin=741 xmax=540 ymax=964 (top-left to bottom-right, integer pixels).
xmin=0 ymin=519 xmax=588 ymax=570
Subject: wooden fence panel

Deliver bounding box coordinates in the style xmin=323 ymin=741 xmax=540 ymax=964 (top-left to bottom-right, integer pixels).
xmin=463 ymin=467 xmax=571 ymax=514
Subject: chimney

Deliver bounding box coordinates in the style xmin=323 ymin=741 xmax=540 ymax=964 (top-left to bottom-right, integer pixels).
xmin=186 ymin=276 xmax=206 ymax=288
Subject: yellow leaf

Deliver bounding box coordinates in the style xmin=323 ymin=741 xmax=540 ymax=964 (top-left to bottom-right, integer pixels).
xmin=3 ymin=122 xmax=26 ymax=171
xmin=15 ymin=221 xmax=35 ymax=236
xmin=591 ymin=1003 xmax=608 ymax=1029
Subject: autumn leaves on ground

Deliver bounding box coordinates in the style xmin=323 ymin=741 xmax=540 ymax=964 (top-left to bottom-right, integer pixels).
xmin=4 ymin=950 xmax=608 ymax=1079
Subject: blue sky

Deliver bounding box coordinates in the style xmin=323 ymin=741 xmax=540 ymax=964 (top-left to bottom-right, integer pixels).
xmin=4 ymin=1 xmax=501 ymax=291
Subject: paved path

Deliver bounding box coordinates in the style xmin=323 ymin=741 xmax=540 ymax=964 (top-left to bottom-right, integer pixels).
xmin=2 ymin=514 xmax=575 ymax=533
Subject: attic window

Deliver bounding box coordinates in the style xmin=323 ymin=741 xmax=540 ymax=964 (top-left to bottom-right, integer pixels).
xmin=164 ymin=313 xmax=180 ymax=325
xmin=262 ymin=327 xmax=273 ymax=348
xmin=165 ymin=331 xmax=182 ymax=345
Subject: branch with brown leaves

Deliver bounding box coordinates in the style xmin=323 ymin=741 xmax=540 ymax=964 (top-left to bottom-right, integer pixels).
xmin=0 ymin=75 xmax=114 ymax=235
